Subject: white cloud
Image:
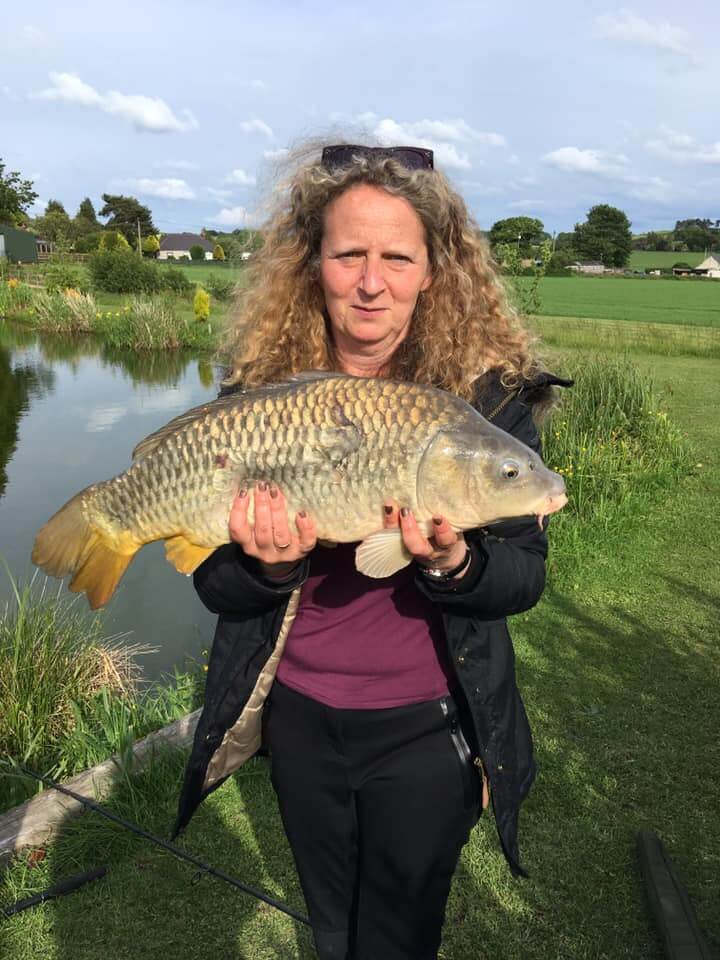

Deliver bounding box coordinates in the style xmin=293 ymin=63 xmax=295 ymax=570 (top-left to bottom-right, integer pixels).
xmin=333 ymin=112 xmax=507 ymax=171
xmin=210 ymin=205 xmax=258 ymax=227
xmin=224 ymin=168 xmax=256 ymax=186
xmin=543 ymin=146 xmax=630 ymax=175
xmin=2 ymin=85 xmax=19 ymax=101
xmin=263 ymin=148 xmax=289 ymax=160
xmin=122 ymin=178 xmax=196 ymax=200
xmin=31 ymin=72 xmax=198 ymax=133
xmin=594 ymin=9 xmax=696 ymax=64
xmin=646 ymin=127 xmax=720 ymax=165
xmin=543 ymin=145 xmax=672 ymax=203
xmin=457 ymin=181 xmax=502 ymax=197
xmin=239 ymin=118 xmax=273 ymax=139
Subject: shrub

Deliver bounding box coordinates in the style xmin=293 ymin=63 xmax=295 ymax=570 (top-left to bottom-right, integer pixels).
xmin=160 ymin=268 xmax=193 ymax=296
xmin=0 ymin=279 xmax=34 ymax=317
xmin=193 ymin=286 xmax=210 ymax=321
xmin=73 ymin=231 xmax=104 ymax=253
xmin=43 ymin=261 xmax=89 ymax=293
xmin=189 ymin=244 xmax=205 ymax=261
xmin=89 ymin=249 xmax=162 ymax=294
xmin=142 ymin=234 xmax=160 ymax=258
xmin=99 ymin=230 xmax=131 ymax=251
xmin=213 ymin=243 xmax=225 ymax=261
xmin=204 ymin=273 xmax=237 ymax=301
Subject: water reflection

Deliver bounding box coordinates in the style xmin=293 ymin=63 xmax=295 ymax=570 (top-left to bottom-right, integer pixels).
xmin=0 ymin=322 xmax=219 ymax=681
xmin=0 ymin=344 xmax=54 ymax=499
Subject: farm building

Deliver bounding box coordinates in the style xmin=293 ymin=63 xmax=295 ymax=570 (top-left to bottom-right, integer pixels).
xmin=695 ymin=254 xmax=720 ymax=278
xmin=0 ymin=224 xmax=39 ymax=263
xmin=567 ymin=261 xmax=605 ymax=274
xmin=158 ymin=233 xmax=214 ymax=261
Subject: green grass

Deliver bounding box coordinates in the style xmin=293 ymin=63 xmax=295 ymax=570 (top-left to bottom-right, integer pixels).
xmin=157 ymin=262 xmax=248 ymax=285
xmin=529 ymin=314 xmax=720 ymax=359
xmin=0 ymin=573 xmax=203 ymax=814
xmin=1 ymin=323 xmax=718 ymax=958
xmin=531 ymin=275 xmax=720 ymax=327
xmin=628 ymin=250 xmax=707 ymax=270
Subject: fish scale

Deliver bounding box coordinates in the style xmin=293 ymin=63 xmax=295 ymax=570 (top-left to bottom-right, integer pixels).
xmin=31 ymin=373 xmax=567 ymax=608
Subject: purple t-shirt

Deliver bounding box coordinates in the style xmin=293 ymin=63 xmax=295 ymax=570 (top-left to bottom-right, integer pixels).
xmin=276 ymin=542 xmax=453 ymax=709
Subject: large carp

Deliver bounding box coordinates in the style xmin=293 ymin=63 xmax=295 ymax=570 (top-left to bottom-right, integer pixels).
xmin=32 ymin=373 xmax=567 ymax=609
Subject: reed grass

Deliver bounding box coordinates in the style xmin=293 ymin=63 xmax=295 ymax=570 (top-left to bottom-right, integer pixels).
xmin=541 ymin=354 xmax=689 ymax=576
xmin=0 ymin=573 xmax=201 ymax=813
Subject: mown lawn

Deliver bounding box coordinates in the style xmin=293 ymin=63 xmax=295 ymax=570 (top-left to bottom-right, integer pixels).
xmin=628 ymin=250 xmax=706 ymax=270
xmin=1 ymin=327 xmax=718 ymax=959
xmin=530 ymin=275 xmax=720 ymax=327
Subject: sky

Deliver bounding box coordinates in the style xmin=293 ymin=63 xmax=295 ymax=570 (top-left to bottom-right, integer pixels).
xmin=1 ymin=0 xmax=718 ymax=236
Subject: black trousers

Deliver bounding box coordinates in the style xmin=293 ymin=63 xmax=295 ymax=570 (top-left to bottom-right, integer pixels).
xmin=264 ymin=680 xmax=481 ymax=960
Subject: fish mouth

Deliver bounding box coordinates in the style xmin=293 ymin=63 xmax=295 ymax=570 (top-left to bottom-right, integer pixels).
xmin=535 ymin=491 xmax=569 ymax=530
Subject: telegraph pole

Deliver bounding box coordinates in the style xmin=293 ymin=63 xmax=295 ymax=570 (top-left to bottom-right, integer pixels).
xmin=137 ymin=218 xmax=143 ymax=259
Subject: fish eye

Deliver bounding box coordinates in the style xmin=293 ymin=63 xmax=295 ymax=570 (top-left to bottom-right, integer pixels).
xmin=501 ymin=460 xmax=521 ymax=480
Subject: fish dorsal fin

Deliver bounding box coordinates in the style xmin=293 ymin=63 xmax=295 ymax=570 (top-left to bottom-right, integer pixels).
xmin=131 ymin=395 xmax=241 ymax=463
xmin=355 ymin=530 xmax=412 ymax=578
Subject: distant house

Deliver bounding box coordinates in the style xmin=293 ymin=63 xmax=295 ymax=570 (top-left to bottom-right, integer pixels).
xmin=0 ymin=224 xmax=39 ymax=263
xmin=158 ymin=233 xmax=214 ymax=261
xmin=694 ymin=254 xmax=720 ymax=278
xmin=567 ymin=261 xmax=605 ymax=275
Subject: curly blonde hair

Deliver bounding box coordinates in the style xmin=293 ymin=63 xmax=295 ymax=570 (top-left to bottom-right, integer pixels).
xmin=224 ymin=143 xmax=542 ymax=402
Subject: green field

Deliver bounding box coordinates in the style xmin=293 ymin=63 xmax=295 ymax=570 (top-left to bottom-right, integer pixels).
xmin=157 ymin=262 xmax=247 ymax=285
xmin=629 ymin=250 xmax=707 ymax=270
xmin=532 ymin=276 xmax=719 ymax=327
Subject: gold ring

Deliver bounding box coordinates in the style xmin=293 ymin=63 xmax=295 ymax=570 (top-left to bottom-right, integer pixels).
xmin=276 ymin=542 xmax=291 ymax=550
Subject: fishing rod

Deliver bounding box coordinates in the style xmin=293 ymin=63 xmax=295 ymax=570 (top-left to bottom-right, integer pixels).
xmin=13 ymin=766 xmax=310 ymax=927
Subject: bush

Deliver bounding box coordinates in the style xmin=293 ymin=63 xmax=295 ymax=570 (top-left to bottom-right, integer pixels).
xmin=142 ymin=234 xmax=160 ymax=258
xmin=204 ymin=273 xmax=237 ymax=301
xmin=99 ymin=230 xmax=130 ymax=251
xmin=189 ymin=244 xmax=205 ymax=261
xmin=73 ymin=231 xmax=104 ymax=253
xmin=213 ymin=243 xmax=225 ymax=261
xmin=88 ymin=249 xmax=162 ymax=294
xmin=193 ymin=286 xmax=210 ymax=321
xmin=160 ymin=268 xmax=193 ymax=296
xmin=43 ymin=261 xmax=89 ymax=293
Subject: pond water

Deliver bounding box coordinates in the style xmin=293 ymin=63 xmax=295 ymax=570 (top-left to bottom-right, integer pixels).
xmin=0 ymin=322 xmax=221 ymax=681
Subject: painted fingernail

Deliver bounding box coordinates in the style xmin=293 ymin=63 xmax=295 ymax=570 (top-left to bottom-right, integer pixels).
xmin=400 ymin=507 xmax=409 ymax=518
xmin=257 ymin=481 xmax=267 ymax=492
xmin=269 ymin=485 xmax=278 ymax=499
xmin=383 ymin=504 xmax=393 ymax=515
xmin=433 ymin=516 xmax=443 ymax=526
xmin=298 ymin=510 xmax=307 ymax=518
xmin=238 ymin=489 xmax=247 ymax=499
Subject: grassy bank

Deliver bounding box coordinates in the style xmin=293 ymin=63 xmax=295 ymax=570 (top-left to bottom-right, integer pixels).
xmin=2 ymin=323 xmax=717 ymax=958
xmin=1 ymin=284 xmax=224 ymax=352
xmin=0 ymin=574 xmax=202 ymax=814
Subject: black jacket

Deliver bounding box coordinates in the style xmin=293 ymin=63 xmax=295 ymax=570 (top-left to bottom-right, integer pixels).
xmin=173 ymin=370 xmax=571 ymax=876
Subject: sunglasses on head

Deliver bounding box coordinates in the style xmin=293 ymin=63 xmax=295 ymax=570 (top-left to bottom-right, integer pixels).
xmin=321 ymin=145 xmax=434 ymax=172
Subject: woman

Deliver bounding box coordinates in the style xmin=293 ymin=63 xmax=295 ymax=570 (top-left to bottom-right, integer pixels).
xmin=173 ymin=143 xmax=570 ymax=959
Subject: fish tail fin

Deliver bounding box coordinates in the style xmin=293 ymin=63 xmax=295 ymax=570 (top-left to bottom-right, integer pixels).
xmin=32 ymin=488 xmax=139 ymax=609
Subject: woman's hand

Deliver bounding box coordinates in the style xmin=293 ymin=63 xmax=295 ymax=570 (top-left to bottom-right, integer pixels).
xmin=382 ymin=500 xmax=468 ymax=576
xmin=229 ymin=483 xmax=316 ymax=578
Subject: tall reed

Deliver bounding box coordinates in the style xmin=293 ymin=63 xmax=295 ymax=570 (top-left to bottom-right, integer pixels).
xmin=541 ymin=355 xmax=689 ymax=575
xmin=0 ymin=573 xmax=200 ymax=812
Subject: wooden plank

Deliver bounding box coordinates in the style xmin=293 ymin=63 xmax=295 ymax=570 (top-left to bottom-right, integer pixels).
xmin=637 ymin=830 xmax=716 ymax=960
xmin=0 ymin=709 xmax=201 ymax=868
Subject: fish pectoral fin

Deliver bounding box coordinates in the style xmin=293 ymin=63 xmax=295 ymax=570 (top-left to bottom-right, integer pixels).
xmin=164 ymin=536 xmax=215 ymax=575
xmin=355 ymin=530 xmax=412 ymax=579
